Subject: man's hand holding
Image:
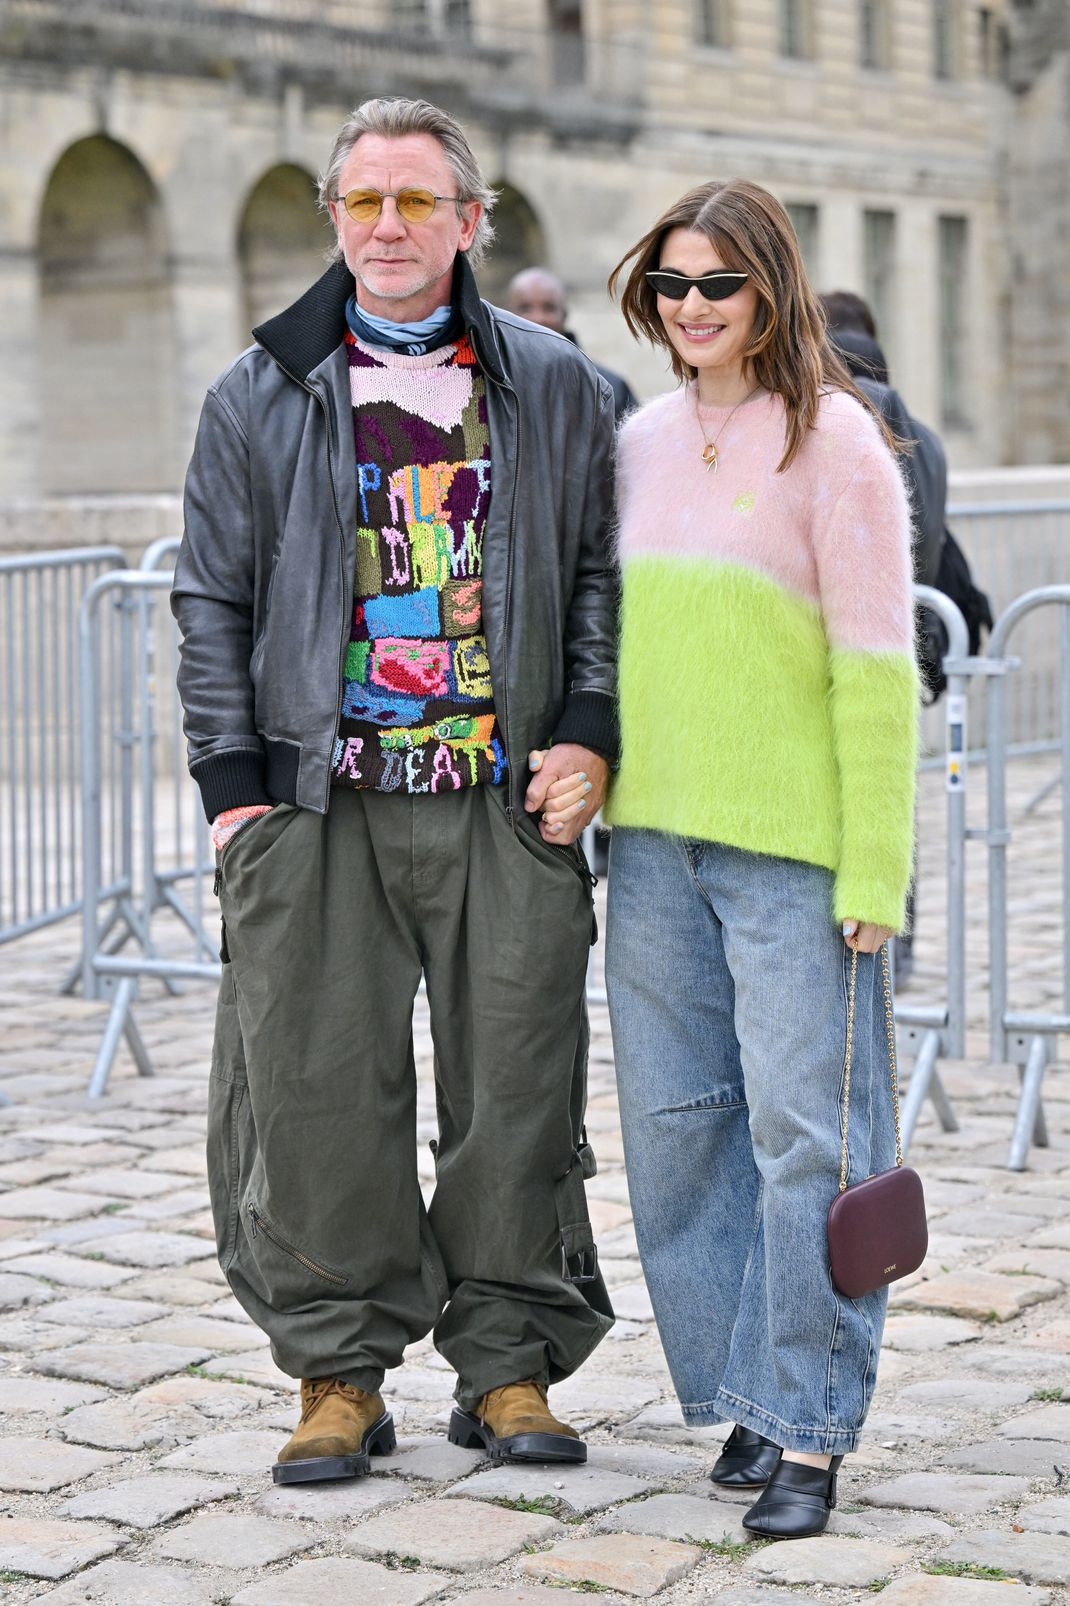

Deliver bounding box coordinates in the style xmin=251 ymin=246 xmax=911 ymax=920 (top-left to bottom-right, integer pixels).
xmin=525 ymin=745 xmax=609 ymax=845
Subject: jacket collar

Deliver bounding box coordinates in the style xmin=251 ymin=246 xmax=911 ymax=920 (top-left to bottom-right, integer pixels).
xmin=252 ymin=253 xmax=506 ymax=385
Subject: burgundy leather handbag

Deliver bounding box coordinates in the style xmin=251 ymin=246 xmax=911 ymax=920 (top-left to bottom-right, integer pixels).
xmin=827 ymin=942 xmax=928 ymax=1300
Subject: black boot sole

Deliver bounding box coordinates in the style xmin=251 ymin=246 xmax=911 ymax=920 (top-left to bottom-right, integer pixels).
xmin=271 ymin=1410 xmax=396 ymax=1484
xmin=448 ymin=1407 xmax=586 ymax=1465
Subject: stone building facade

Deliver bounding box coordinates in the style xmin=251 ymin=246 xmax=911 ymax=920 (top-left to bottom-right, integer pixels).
xmin=1005 ymin=0 xmax=1070 ymax=465
xmin=0 ymin=0 xmax=1058 ymax=499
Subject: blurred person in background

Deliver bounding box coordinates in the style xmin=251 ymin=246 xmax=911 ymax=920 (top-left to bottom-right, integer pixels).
xmin=820 ymin=291 xmax=946 ymax=595
xmin=173 ymin=95 xmax=617 ymax=1488
xmin=821 ymin=289 xmax=944 ymax=986
xmin=507 ymin=266 xmax=638 ymax=418
xmin=821 ymin=290 xmax=992 ymax=986
xmin=604 ymin=180 xmax=918 ymax=1539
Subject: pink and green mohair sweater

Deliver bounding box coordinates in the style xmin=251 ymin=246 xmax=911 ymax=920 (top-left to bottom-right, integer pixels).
xmin=606 ymin=385 xmax=919 ymax=932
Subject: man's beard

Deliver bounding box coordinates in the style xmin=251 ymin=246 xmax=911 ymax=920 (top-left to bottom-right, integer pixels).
xmin=353 ymin=260 xmax=439 ymax=302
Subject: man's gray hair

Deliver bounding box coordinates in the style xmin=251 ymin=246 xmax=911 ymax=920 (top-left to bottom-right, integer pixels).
xmin=319 ymin=96 xmax=496 ymax=269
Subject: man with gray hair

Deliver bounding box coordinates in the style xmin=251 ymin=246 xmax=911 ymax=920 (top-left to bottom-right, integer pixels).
xmin=173 ymin=97 xmax=616 ymax=1484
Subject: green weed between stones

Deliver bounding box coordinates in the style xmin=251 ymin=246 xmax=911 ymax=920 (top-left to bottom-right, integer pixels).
xmin=493 ymin=1494 xmax=563 ymax=1517
xmin=380 ymin=1552 xmax=421 ymax=1571
xmin=868 ymin=1581 xmax=890 ymax=1594
xmin=686 ymin=1533 xmax=757 ymax=1559
xmin=924 ymin=1560 xmax=1014 ymax=1581
xmin=0 ymin=1574 xmax=28 ymax=1585
xmin=1033 ymin=1386 xmax=1064 ymax=1401
xmin=184 ymin=1363 xmax=254 ymax=1386
xmin=99 ymin=1201 xmax=129 ymax=1214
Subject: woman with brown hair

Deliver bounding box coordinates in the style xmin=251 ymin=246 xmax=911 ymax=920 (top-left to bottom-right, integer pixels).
xmin=603 ymin=180 xmax=918 ymax=1539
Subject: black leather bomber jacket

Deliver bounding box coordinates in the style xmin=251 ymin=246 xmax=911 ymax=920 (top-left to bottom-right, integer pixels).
xmin=171 ymin=255 xmax=619 ymax=822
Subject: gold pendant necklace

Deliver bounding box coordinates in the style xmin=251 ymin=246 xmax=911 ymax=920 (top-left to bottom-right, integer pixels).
xmin=695 ymin=384 xmax=762 ymax=473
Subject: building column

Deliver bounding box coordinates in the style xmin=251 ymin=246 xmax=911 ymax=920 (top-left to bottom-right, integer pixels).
xmin=169 ymin=253 xmax=246 ymax=486
xmin=818 ymin=193 xmax=862 ymax=304
xmin=895 ymin=200 xmax=940 ymax=430
xmin=0 ymin=248 xmax=42 ymax=497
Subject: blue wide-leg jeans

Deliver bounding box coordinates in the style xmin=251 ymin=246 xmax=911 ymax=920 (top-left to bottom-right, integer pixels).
xmin=605 ymin=828 xmax=895 ymax=1454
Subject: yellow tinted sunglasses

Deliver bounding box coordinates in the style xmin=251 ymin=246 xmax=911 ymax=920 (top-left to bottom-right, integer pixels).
xmin=339 ymin=187 xmax=460 ymax=224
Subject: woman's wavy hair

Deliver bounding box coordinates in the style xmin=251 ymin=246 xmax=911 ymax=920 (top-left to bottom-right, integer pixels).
xmin=609 ymin=179 xmax=899 ymax=473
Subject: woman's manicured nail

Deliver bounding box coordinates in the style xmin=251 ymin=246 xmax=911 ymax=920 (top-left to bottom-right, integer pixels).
xmin=583 ymin=781 xmax=592 ymax=792
xmin=842 ymin=921 xmax=856 ymax=937
xmin=578 ymin=772 xmax=586 ymax=781
xmin=552 ymin=822 xmax=562 ymax=833
xmin=529 ymin=753 xmax=542 ymax=769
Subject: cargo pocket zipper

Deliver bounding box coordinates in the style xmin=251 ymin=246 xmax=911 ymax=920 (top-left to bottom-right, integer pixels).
xmin=249 ymin=1206 xmax=347 ymax=1286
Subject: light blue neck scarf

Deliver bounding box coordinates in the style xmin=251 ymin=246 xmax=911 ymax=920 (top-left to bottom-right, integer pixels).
xmin=346 ymin=296 xmax=456 ymax=356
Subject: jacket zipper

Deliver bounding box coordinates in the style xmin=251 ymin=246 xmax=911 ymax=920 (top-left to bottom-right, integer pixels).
xmin=249 ymin=1205 xmax=347 ymax=1286
xmin=270 ymin=356 xmax=351 ymax=815
xmin=311 ymin=383 xmax=351 ymax=813
xmin=502 ymin=384 xmax=520 ymax=832
xmin=468 ymin=320 xmax=520 ymax=834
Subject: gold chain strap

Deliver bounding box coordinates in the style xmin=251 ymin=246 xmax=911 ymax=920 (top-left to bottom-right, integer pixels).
xmin=838 ymin=940 xmax=903 ymax=1195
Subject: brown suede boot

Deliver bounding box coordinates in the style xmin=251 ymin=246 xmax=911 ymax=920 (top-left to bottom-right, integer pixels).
xmin=272 ymin=1378 xmax=396 ymax=1484
xmin=448 ymin=1378 xmax=586 ymax=1464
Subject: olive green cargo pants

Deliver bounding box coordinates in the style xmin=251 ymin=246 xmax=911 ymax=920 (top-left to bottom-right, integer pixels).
xmin=206 ymin=783 xmax=612 ymax=1409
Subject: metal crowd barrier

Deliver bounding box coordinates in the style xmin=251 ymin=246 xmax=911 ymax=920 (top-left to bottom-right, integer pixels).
xmin=896 ymin=585 xmax=968 ymax=1149
xmin=985 ymin=585 xmax=1070 ymax=1170
xmin=79 ymin=565 xmax=218 ymax=1098
xmin=0 ymin=547 xmax=126 ymax=952
xmin=947 ymin=499 xmax=1070 ymax=754
xmin=23 ymin=540 xmax=1069 ymax=1157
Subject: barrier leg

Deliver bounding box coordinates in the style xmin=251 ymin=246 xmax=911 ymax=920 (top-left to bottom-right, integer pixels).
xmin=86 ymin=978 xmax=136 ymax=1100
xmin=1007 ymin=1035 xmax=1050 ymax=1171
xmin=123 ymin=1009 xmax=153 ymax=1079
xmin=1024 ymin=773 xmax=1060 ymax=816
xmin=928 ymin=1069 xmax=960 ymax=1134
xmin=899 ymin=1028 xmax=941 ymax=1154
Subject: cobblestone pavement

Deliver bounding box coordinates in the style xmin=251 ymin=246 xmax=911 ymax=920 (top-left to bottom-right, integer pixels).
xmin=0 ymin=759 xmax=1068 ymax=1604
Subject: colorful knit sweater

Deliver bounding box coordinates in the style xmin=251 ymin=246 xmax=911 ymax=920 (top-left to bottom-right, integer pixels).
xmin=331 ymin=331 xmax=506 ymax=794
xmin=606 ymin=385 xmax=918 ymax=931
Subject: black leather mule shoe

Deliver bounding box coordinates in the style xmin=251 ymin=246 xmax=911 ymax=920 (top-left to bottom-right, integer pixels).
xmin=709 ymin=1424 xmax=782 ymax=1487
xmin=741 ymin=1453 xmax=844 ymax=1538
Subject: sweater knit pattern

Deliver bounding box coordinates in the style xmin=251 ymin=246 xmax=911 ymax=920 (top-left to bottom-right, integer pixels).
xmin=331 ymin=332 xmax=506 ymax=794
xmin=606 ymin=386 xmax=919 ymax=930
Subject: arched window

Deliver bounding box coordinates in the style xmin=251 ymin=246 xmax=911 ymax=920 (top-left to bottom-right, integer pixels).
xmin=238 ymin=164 xmax=332 ymax=339
xmin=479 ymin=183 xmax=548 ymax=304
xmin=37 ymin=135 xmax=177 ymax=493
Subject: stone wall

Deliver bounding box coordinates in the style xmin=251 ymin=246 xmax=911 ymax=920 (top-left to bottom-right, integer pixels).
xmin=0 ymin=0 xmax=1057 ymax=501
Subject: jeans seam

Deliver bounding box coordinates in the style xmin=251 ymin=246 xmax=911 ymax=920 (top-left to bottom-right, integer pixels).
xmin=735 ymin=1175 xmax=765 ymax=1300
xmin=683 ymin=837 xmax=720 ymax=918
xmin=654 ymin=1099 xmax=748 ymax=1115
xmin=823 ymin=1300 xmax=841 ymax=1446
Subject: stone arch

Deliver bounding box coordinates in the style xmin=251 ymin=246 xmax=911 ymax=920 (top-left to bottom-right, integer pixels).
xmin=238 ymin=163 xmax=332 ymax=339
xmin=480 ymin=182 xmax=549 ymax=303
xmin=37 ymin=134 xmax=177 ymax=493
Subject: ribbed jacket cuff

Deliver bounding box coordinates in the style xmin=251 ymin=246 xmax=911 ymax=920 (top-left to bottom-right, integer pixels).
xmin=551 ymin=691 xmax=620 ymax=766
xmin=190 ymin=748 xmax=272 ymax=822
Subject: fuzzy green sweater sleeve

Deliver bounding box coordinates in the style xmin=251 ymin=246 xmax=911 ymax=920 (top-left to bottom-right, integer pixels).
xmin=828 ymin=649 xmax=918 ymax=931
